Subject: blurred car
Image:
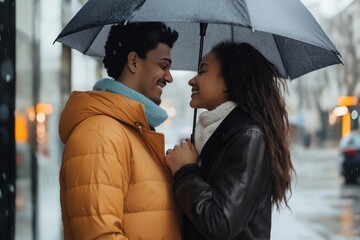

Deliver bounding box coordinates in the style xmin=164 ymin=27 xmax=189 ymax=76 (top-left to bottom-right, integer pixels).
xmin=339 ymin=130 xmax=360 ymax=184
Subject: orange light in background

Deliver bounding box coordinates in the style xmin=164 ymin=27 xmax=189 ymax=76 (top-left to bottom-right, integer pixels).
xmin=161 ymin=101 xmax=176 ymax=128
xmin=338 ymin=96 xmax=358 ymax=106
xmin=36 ymin=103 xmax=53 ymax=115
xmin=26 ymin=103 xmax=54 ymax=121
xmin=333 ymin=106 xmax=349 ymax=116
xmin=338 ymin=96 xmax=358 ymax=137
xmin=339 ymin=205 xmax=353 ymax=237
xmin=15 ymin=113 xmax=28 ymax=142
xmin=342 ymin=112 xmax=351 ymax=137
xmin=24 ymin=103 xmax=54 ymax=144
xmin=328 ymin=111 xmax=338 ymax=126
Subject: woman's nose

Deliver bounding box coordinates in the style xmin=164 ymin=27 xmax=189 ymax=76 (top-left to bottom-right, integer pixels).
xmin=188 ymin=76 xmax=195 ymax=86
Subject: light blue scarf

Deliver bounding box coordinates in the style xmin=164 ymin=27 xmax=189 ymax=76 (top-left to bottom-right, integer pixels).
xmin=93 ymin=78 xmax=168 ymax=128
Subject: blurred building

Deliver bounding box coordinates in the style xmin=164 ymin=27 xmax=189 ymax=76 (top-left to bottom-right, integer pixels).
xmin=15 ymin=0 xmax=99 ymax=239
xmin=13 ymin=1 xmax=196 ymax=239
xmin=10 ymin=0 xmax=360 ymax=239
xmin=287 ymin=0 xmax=360 ymax=147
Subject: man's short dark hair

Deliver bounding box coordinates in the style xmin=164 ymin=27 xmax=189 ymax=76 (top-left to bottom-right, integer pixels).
xmin=103 ymin=22 xmax=179 ymax=80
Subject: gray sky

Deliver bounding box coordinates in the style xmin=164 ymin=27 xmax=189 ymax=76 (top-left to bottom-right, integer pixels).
xmin=301 ymin=0 xmax=355 ymax=18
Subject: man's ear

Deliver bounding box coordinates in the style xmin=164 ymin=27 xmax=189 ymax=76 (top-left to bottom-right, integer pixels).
xmin=127 ymin=51 xmax=137 ymax=73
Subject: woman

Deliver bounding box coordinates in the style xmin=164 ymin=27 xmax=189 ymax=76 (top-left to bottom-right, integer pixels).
xmin=165 ymin=42 xmax=294 ymax=240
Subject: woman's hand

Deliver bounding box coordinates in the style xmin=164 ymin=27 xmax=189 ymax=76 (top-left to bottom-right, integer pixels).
xmin=165 ymin=138 xmax=199 ymax=176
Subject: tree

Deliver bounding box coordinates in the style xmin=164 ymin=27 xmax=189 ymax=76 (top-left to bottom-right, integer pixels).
xmin=330 ymin=1 xmax=360 ymax=96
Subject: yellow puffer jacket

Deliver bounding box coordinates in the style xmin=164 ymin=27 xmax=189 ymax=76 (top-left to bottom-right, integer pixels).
xmin=59 ymin=91 xmax=181 ymax=240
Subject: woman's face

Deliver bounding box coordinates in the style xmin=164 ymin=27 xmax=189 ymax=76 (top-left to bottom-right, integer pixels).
xmin=188 ymin=52 xmax=228 ymax=111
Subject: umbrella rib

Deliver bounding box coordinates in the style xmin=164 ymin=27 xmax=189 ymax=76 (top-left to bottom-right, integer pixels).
xmin=242 ymin=0 xmax=253 ymax=30
xmin=271 ymin=34 xmax=289 ymax=79
xmin=127 ymin=0 xmax=148 ymax=23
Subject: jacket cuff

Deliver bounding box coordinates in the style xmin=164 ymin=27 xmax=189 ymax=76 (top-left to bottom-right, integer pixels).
xmin=173 ymin=163 xmax=200 ymax=187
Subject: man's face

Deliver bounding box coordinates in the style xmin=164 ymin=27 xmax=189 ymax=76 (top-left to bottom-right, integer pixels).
xmin=134 ymin=43 xmax=173 ymax=105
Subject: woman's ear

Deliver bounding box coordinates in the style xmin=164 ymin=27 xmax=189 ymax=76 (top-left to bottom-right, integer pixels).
xmin=223 ymin=84 xmax=228 ymax=92
xmin=127 ymin=51 xmax=137 ymax=73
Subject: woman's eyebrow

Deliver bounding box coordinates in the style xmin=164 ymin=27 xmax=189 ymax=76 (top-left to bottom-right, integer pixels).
xmin=199 ymin=62 xmax=208 ymax=69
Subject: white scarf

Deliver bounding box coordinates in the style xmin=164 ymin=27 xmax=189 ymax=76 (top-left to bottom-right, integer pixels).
xmin=195 ymin=101 xmax=237 ymax=154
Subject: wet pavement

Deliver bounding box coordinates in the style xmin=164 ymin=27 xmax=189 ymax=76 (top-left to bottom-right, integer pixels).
xmin=272 ymin=145 xmax=360 ymax=240
xmin=14 ymin=144 xmax=360 ymax=240
xmin=15 ymin=156 xmax=61 ymax=240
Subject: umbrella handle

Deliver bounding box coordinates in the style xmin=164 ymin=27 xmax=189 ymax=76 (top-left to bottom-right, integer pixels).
xmin=191 ymin=108 xmax=197 ymax=143
xmin=198 ymin=23 xmax=208 ymax=68
xmin=191 ymin=23 xmax=208 ymax=144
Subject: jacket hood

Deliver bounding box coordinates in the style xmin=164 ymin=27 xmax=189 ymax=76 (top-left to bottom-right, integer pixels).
xmin=59 ymin=91 xmax=148 ymax=144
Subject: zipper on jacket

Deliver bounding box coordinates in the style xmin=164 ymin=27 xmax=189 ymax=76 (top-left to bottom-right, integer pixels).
xmin=135 ymin=122 xmax=143 ymax=133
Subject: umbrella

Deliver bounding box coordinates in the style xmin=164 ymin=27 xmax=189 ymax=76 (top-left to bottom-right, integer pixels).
xmin=54 ymin=0 xmax=343 ymax=142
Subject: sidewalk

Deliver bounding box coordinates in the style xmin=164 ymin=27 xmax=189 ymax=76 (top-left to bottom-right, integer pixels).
xmin=271 ymin=144 xmax=359 ymax=240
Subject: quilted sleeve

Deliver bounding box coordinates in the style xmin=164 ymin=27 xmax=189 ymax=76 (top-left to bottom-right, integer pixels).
xmin=60 ymin=117 xmax=131 ymax=239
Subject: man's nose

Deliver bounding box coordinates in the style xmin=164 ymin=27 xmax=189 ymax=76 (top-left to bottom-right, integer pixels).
xmin=164 ymin=70 xmax=173 ymax=83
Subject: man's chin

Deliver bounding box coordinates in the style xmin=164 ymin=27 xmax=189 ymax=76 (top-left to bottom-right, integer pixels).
xmin=152 ymin=98 xmax=161 ymax=105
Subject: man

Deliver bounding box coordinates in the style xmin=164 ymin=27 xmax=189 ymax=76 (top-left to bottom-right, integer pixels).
xmin=59 ymin=22 xmax=180 ymax=239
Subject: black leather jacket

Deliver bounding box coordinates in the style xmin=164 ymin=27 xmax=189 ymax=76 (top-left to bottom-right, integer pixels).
xmin=174 ymin=107 xmax=273 ymax=240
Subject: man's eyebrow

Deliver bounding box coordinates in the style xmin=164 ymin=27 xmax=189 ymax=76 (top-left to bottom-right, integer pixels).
xmin=161 ymin=58 xmax=172 ymax=65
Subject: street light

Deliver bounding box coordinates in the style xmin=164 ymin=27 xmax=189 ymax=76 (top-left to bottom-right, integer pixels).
xmin=337 ymin=96 xmax=358 ymax=136
xmin=333 ymin=106 xmax=349 ymax=116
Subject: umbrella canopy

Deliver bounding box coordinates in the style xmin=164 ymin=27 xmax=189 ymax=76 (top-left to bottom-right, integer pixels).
xmin=55 ymin=0 xmax=343 ymax=143
xmin=55 ymin=0 xmax=342 ymax=80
